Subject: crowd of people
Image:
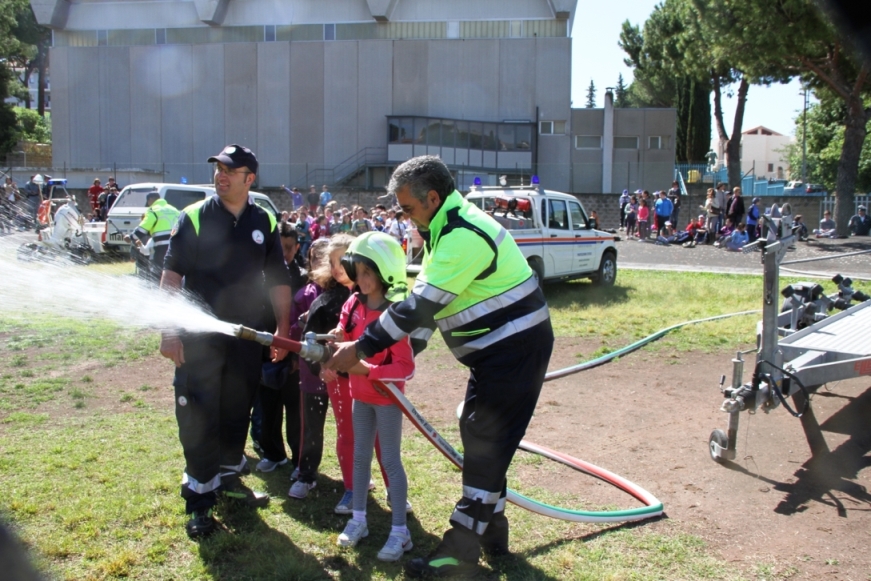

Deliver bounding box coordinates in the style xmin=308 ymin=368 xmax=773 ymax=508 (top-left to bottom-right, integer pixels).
xmin=618 ymin=181 xmax=869 ymax=252
xmin=157 ymin=148 xmax=549 ymax=578
xmin=275 ymin=186 xmax=410 ymax=267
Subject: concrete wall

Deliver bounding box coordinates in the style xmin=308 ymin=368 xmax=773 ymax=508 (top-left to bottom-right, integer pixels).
xmin=51 ymin=36 xmax=572 ymax=189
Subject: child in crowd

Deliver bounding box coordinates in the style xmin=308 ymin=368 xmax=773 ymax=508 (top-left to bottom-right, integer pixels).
xmin=333 ymin=232 xmax=415 ymax=562
xmin=624 ymin=195 xmax=638 ymax=237
xmin=714 ymin=218 xmax=735 ymax=247
xmin=702 ymin=188 xmax=719 ymax=242
xmin=725 ymin=222 xmax=749 ymax=251
xmin=793 ymin=214 xmax=808 ymax=241
xmin=637 ymin=198 xmax=650 ymax=240
xmin=287 ymin=239 xmax=332 ymax=498
xmin=316 ymin=235 xmax=396 ymax=514
xmin=814 ymin=210 xmax=837 ymax=238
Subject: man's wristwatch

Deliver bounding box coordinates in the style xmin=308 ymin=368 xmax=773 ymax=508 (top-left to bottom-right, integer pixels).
xmin=355 ymin=343 xmax=367 ymax=361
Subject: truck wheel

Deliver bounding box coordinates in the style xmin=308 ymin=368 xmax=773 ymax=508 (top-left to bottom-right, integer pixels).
xmin=708 ymin=429 xmax=728 ymax=463
xmin=527 ymin=258 xmax=544 ymax=288
xmin=593 ymin=251 xmax=616 ymax=286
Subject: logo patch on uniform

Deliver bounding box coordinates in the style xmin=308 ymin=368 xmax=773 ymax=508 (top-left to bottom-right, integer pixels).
xmin=178 ymin=396 xmax=187 ymax=406
xmin=252 ymin=230 xmax=264 ymax=244
xmin=223 ymin=146 xmax=236 ymax=155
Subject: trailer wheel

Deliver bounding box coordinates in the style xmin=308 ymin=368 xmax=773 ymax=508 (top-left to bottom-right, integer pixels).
xmin=708 ymin=429 xmax=728 ymax=463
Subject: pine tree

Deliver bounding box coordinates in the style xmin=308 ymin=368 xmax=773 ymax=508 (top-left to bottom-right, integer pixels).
xmin=585 ymin=80 xmax=597 ymax=108
xmin=614 ymin=73 xmax=629 ymax=107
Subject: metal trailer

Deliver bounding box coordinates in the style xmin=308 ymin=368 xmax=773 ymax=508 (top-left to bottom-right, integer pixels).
xmin=708 ymin=216 xmax=871 ymax=463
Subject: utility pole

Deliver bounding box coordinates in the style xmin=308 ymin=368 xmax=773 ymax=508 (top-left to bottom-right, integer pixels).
xmin=801 ymin=85 xmax=808 ymax=183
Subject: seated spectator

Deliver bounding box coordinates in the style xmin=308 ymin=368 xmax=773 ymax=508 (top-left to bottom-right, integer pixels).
xmin=814 ymin=210 xmax=837 ymax=238
xmin=588 ymin=210 xmax=599 ymax=230
xmin=725 ymin=222 xmax=749 ymax=251
xmin=792 ymin=214 xmax=808 ymax=241
xmin=849 ymin=205 xmax=870 ymax=236
xmin=684 ymin=214 xmax=708 ymax=246
xmin=713 ymin=218 xmax=735 ymax=247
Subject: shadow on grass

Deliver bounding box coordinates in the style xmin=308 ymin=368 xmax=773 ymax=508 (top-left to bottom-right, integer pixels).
xmin=544 ymin=281 xmax=631 ymax=309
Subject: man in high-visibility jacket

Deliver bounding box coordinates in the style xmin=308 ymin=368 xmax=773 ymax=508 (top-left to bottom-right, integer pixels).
xmin=125 ymin=191 xmax=180 ymax=281
xmin=326 ymin=155 xmax=553 ymax=577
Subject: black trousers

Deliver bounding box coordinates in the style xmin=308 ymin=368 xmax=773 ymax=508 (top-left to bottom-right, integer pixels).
xmin=296 ymin=391 xmax=329 ymax=483
xmin=174 ymin=333 xmax=262 ymax=513
xmin=258 ymin=367 xmax=301 ymax=467
xmin=441 ymin=320 xmax=554 ymax=563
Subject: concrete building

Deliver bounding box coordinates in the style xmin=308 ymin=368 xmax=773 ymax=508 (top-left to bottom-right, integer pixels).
xmin=31 ymin=0 xmax=672 ymax=193
xmin=571 ymin=91 xmax=676 ymax=193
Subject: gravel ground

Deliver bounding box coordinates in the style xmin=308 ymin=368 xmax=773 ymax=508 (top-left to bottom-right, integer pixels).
xmin=615 ymin=232 xmax=871 ymax=280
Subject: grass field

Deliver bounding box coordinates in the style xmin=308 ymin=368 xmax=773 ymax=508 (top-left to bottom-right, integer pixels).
xmin=0 ymin=269 xmax=867 ymax=580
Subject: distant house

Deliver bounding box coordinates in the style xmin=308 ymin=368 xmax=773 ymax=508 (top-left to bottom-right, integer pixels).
xmin=713 ymin=126 xmax=792 ymax=181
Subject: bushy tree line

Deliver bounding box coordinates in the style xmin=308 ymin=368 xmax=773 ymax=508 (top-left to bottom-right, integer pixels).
xmin=1 ymin=0 xmax=51 ymax=157
xmin=619 ymin=0 xmax=870 ymax=235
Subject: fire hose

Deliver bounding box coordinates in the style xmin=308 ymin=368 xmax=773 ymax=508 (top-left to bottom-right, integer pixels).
xmin=233 ymin=326 xmax=664 ymax=523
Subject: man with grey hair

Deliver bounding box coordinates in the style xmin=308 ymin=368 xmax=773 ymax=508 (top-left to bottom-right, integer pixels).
xmin=326 ymin=155 xmax=553 ymax=576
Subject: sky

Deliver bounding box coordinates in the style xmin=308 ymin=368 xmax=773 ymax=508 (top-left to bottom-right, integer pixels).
xmin=570 ymin=0 xmax=808 ymax=140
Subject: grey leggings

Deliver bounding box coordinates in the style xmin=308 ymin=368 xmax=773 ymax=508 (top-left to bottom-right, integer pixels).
xmin=352 ymin=400 xmax=407 ymax=527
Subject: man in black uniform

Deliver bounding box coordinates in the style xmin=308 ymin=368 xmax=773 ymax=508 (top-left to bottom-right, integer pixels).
xmin=159 ymin=144 xmax=291 ymax=539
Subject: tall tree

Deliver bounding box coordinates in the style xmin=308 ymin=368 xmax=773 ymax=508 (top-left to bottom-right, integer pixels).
xmin=614 ymin=73 xmax=629 ymax=107
xmin=585 ymin=80 xmax=597 ymax=108
xmin=620 ymin=4 xmax=714 ymax=164
xmin=689 ymin=0 xmax=870 ymax=235
xmin=11 ymin=3 xmax=51 ymax=115
xmin=784 ymin=96 xmax=871 ymax=194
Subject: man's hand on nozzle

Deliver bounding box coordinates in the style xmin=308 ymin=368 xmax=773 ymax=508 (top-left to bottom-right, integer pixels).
xmin=324 ymin=341 xmax=359 ymax=372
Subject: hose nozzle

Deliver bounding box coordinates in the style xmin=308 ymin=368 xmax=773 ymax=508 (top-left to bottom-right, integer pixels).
xmin=233 ymin=325 xmax=275 ymax=347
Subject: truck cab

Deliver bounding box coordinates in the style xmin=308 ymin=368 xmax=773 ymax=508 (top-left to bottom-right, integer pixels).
xmin=407 ymin=179 xmax=617 ymax=285
xmin=102 ymin=183 xmax=279 ymax=254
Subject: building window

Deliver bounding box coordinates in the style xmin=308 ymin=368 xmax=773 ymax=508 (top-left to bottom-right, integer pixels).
xmin=447 ymin=21 xmax=459 ymax=38
xmin=615 ymin=136 xmax=639 ymax=149
xmin=575 ymin=135 xmax=602 ymax=149
xmin=324 ymin=23 xmax=336 ymax=41
xmin=265 ymin=25 xmax=276 ymax=42
xmin=155 ymin=29 xmax=166 ymax=44
xmin=768 ymin=163 xmax=774 ymax=172
xmin=648 ymin=136 xmax=661 ymax=149
xmin=97 ymin=30 xmax=108 ymax=46
xmin=540 ymin=121 xmax=566 ymax=135
xmin=510 ymin=21 xmax=522 ymax=37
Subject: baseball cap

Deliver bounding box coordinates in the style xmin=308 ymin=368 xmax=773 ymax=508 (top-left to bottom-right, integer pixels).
xmin=752 ymin=197 xmax=760 ymax=203
xmin=622 ymin=189 xmax=628 ymax=195
xmin=859 ymin=205 xmax=867 ymax=210
xmin=208 ymin=144 xmax=258 ymax=174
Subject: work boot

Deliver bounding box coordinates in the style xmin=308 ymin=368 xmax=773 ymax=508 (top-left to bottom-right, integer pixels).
xmin=480 ymin=512 xmax=511 ymax=558
xmin=405 ymin=528 xmax=480 ymax=578
xmin=186 ymin=508 xmax=216 ymax=539
xmin=221 ymin=474 xmax=269 ymax=509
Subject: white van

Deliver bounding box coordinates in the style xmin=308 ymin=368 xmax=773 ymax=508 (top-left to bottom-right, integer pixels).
xmin=102 ymin=183 xmax=279 ymax=254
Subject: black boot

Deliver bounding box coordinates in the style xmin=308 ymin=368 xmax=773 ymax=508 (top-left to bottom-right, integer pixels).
xmin=186 ymin=508 xmax=216 ymax=539
xmin=221 ymin=473 xmax=269 ymax=508
xmin=480 ymin=511 xmax=510 ymax=558
xmin=405 ymin=527 xmax=480 ymax=578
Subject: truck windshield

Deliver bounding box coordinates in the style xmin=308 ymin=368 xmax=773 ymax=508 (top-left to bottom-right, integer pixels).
xmin=113 ymin=188 xmax=157 ymax=208
xmin=165 ymin=189 xmax=208 ymax=209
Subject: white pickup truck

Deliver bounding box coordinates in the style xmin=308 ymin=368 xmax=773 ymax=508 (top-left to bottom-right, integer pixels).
xmin=85 ymin=183 xmax=280 ymax=255
xmin=407 ymin=182 xmax=618 ymax=286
